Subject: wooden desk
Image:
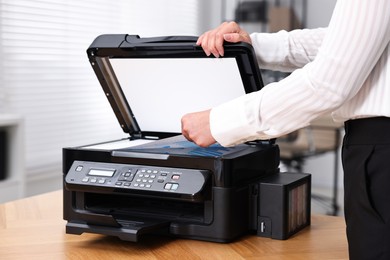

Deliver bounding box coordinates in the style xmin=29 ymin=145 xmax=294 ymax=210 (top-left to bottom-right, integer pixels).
xmin=0 ymin=190 xmax=348 ymax=259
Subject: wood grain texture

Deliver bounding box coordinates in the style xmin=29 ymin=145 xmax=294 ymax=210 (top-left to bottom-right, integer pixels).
xmin=0 ymin=190 xmax=348 ymax=259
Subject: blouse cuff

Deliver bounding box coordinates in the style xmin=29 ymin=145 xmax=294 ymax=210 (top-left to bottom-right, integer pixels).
xmin=209 ymin=92 xmax=264 ymax=147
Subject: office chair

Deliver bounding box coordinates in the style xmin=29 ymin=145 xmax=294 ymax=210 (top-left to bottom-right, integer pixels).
xmin=276 ymin=114 xmax=343 ymax=215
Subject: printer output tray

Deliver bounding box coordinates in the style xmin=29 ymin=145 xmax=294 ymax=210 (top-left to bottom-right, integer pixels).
xmin=66 ymin=217 xmax=170 ymax=242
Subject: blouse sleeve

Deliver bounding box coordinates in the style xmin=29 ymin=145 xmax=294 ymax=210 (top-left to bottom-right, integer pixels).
xmin=210 ymin=0 xmax=390 ymax=147
xmin=250 ymin=28 xmax=327 ymax=72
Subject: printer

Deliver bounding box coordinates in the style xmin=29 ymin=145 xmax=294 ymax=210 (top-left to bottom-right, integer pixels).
xmin=63 ymin=34 xmax=311 ymax=243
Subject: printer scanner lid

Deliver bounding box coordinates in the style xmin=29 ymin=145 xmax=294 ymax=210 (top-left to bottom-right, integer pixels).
xmin=87 ymin=34 xmax=264 ymax=139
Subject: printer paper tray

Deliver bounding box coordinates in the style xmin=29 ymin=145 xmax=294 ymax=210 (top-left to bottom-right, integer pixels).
xmin=66 ymin=218 xmax=170 ymax=242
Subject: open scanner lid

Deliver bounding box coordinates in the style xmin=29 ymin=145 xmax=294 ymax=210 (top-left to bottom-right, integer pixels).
xmin=87 ymin=34 xmax=264 ymax=139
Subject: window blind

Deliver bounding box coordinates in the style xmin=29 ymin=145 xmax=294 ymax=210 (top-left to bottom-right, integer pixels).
xmin=0 ymin=0 xmax=200 ymax=176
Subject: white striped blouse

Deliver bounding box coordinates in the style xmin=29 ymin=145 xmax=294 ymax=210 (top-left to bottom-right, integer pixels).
xmin=210 ymin=0 xmax=390 ymax=146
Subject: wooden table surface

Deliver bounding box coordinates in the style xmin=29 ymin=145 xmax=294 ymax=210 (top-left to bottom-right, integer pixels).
xmin=0 ymin=190 xmax=349 ymax=259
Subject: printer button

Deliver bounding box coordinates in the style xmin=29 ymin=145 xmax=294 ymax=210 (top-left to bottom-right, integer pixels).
xmin=157 ymin=179 xmax=164 ymax=183
xmin=82 ymin=177 xmax=89 ymax=182
xmin=90 ymin=178 xmax=97 ymax=183
xmin=164 ymin=183 xmax=172 ymax=190
xmin=121 ymin=173 xmax=135 ymax=182
xmin=172 ymin=175 xmax=180 ymax=180
xmin=98 ymin=179 xmax=105 ymax=184
xmin=128 ymin=172 xmax=136 ymax=182
xmin=171 ymin=183 xmax=179 ymax=190
xmin=76 ymin=166 xmax=83 ymax=172
xmin=115 ymin=182 xmax=123 ymax=186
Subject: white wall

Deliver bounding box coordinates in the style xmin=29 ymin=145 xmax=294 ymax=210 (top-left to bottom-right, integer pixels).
xmin=0 ymin=0 xmax=202 ymax=199
xmin=307 ymin=0 xmax=337 ymax=28
xmin=216 ymin=0 xmax=337 ymax=30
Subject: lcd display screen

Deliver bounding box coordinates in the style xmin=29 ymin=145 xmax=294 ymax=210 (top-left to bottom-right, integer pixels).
xmin=88 ymin=169 xmax=116 ymax=177
xmin=110 ymin=58 xmax=246 ymax=133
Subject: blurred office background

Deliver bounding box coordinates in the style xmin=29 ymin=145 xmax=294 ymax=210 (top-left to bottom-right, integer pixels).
xmin=0 ymin=0 xmax=341 ymax=214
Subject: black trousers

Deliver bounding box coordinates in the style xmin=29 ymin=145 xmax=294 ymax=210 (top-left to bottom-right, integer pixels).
xmin=342 ymin=117 xmax=390 ymax=260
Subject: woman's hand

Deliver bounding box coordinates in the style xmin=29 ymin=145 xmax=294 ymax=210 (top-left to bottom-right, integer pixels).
xmin=197 ymin=21 xmax=252 ymax=58
xmin=181 ymin=109 xmax=216 ymax=147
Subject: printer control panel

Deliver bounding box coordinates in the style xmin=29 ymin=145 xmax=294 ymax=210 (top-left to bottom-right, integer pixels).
xmin=65 ymin=161 xmax=209 ymax=196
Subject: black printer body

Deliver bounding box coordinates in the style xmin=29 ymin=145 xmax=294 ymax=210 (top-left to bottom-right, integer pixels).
xmin=63 ymin=34 xmax=310 ymax=243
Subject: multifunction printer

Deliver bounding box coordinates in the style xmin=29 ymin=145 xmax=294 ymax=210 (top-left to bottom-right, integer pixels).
xmin=63 ymin=34 xmax=311 ymax=242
